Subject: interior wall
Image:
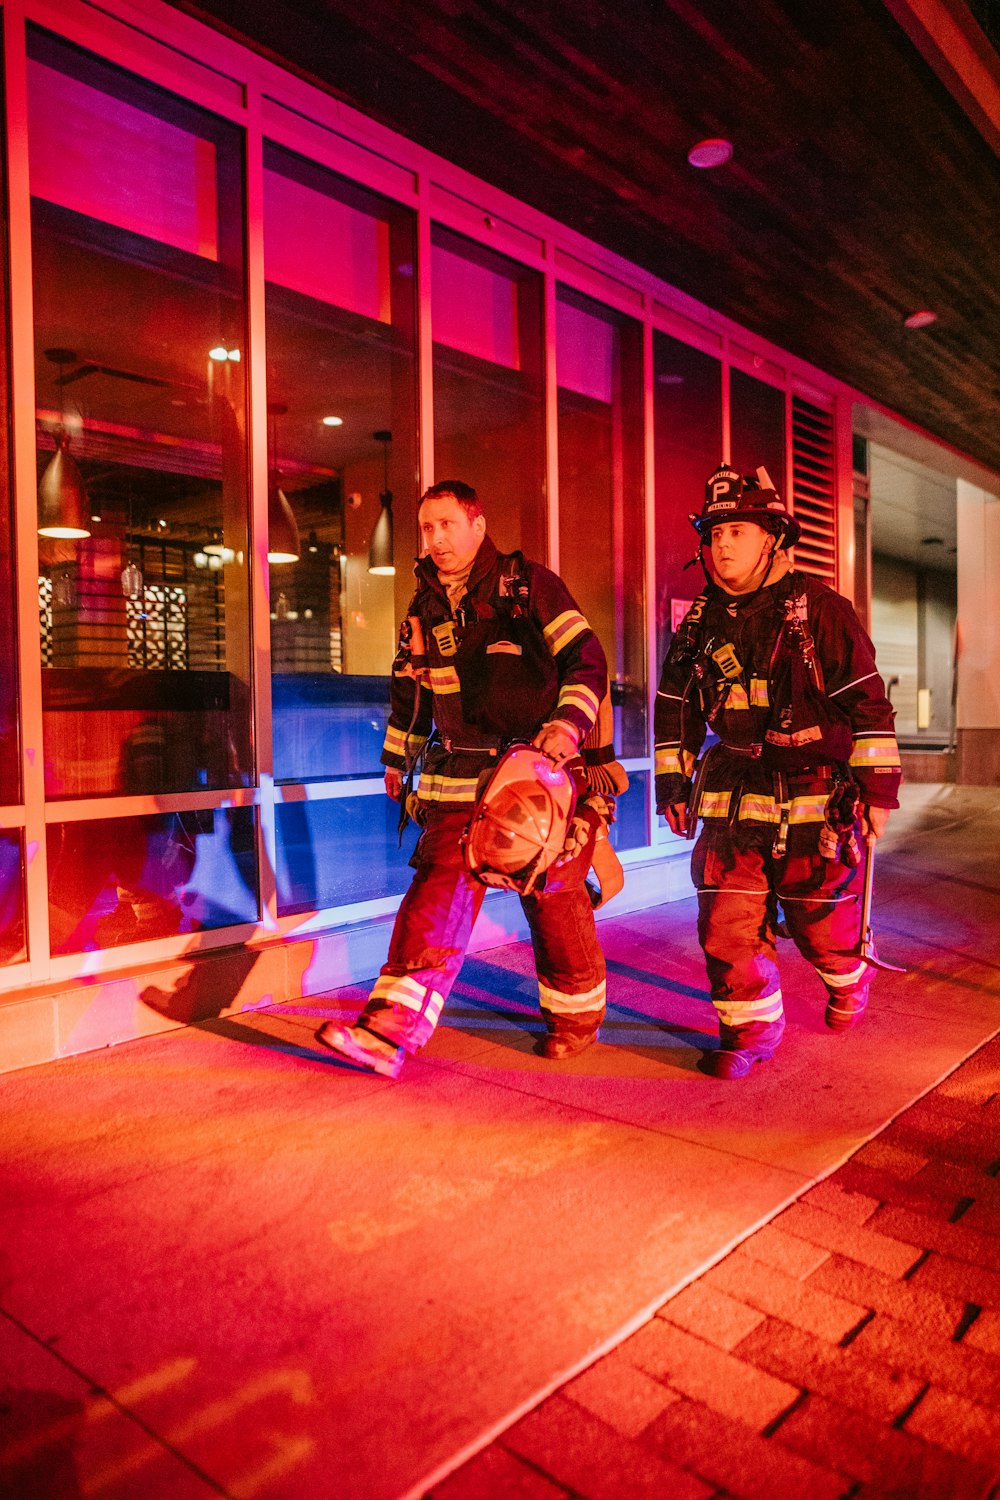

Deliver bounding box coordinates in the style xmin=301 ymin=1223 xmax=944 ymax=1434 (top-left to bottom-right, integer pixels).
xmin=870 ymin=555 xmax=918 ymax=738
xmin=956 ymin=479 xmax=1000 ymax=783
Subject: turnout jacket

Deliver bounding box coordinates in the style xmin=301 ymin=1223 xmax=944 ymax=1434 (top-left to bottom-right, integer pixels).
xmin=381 ymin=536 xmax=608 ymax=811
xmin=654 ymin=571 xmax=901 ymax=830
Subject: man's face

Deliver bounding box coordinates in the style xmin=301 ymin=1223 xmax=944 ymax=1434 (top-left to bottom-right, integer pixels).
xmin=709 ymin=520 xmax=775 ymax=593
xmin=418 ymin=494 xmax=486 ymax=575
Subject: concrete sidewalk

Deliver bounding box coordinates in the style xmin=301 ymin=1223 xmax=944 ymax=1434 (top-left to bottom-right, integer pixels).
xmin=2 ymin=783 xmax=998 ymax=1499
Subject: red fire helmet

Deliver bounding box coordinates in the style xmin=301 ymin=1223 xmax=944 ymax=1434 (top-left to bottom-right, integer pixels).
xmin=463 ymin=743 xmax=577 ymax=896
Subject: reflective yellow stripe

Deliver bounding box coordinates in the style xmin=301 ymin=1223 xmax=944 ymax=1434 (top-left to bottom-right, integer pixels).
xmin=538 ymin=978 xmax=606 ymax=1013
xmin=544 ymin=609 xmax=589 ymax=655
xmin=417 ymin=774 xmax=480 ymax=803
xmin=428 ymin=666 xmax=461 ymax=694
xmin=656 ymin=746 xmax=682 ymax=776
xmin=715 ymin=990 xmax=783 ymax=1025
xmin=821 ymin=961 xmax=868 ymax=989
xmin=702 ymin=792 xmax=827 ymax=823
xmin=726 ymin=685 xmax=750 ymax=711
xmin=384 ymin=724 xmax=422 ymax=757
xmin=556 ymin=682 xmax=600 ymax=724
xmin=850 ymin=736 xmax=901 ymax=768
xmin=370 ymin=973 xmax=445 ymax=1022
xmin=750 ymin=677 xmax=769 ymax=707
xmin=788 ymin=796 xmax=829 ymax=823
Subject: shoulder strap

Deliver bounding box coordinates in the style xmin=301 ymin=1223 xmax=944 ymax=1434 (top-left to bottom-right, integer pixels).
xmin=497 ymin=549 xmax=531 ymax=615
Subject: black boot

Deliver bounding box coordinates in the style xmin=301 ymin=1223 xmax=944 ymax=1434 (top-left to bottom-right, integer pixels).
xmin=539 ymin=1010 xmax=603 ymax=1060
xmin=700 ymin=1016 xmax=785 ymax=1080
xmin=825 ymin=975 xmax=871 ymax=1032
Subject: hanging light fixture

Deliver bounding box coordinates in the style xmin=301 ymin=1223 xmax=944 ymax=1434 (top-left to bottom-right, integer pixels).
xmin=121 ymin=475 xmax=144 ymax=600
xmin=267 ymin=402 xmax=300 ymax=565
xmin=38 ymin=348 xmax=91 ymax=539
xmin=368 ymin=428 xmax=395 ymax=576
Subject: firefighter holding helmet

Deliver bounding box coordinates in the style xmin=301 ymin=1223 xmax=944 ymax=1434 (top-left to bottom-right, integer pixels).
xmin=316 ymin=480 xmax=627 ymax=1079
xmin=654 ymin=464 xmax=902 ymax=1079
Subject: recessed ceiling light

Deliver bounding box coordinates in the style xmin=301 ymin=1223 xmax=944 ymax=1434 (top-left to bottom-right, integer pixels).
xmin=687 ymin=138 xmax=733 ymax=169
xmin=904 ymin=310 xmax=938 ymax=329
xmin=322 ymin=415 xmax=344 ymax=427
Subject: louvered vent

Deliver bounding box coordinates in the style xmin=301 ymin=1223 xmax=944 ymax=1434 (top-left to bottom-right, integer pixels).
xmin=791 ymin=396 xmax=837 ymax=584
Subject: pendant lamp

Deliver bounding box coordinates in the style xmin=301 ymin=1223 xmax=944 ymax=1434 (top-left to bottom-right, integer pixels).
xmin=267 ymin=402 xmax=300 ymax=565
xmin=38 ymin=348 xmax=91 ymax=539
xmin=368 ymin=428 xmax=395 ymax=576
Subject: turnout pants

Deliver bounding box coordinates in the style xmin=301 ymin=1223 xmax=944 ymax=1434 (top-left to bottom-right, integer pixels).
xmin=692 ymin=820 xmax=869 ymax=1042
xmin=358 ymin=805 xmax=606 ymax=1053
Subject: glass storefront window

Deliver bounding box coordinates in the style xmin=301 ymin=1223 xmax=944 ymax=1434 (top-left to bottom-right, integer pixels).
xmin=730 ymin=368 xmax=786 ymax=503
xmin=556 ymin=287 xmax=646 ymax=756
xmin=46 ymin=807 xmax=258 ymax=954
xmin=431 ymin=226 xmax=545 ymax=560
xmin=276 ymin=795 xmax=419 ymax=915
xmin=0 ymin=46 xmax=17 ymax=808
xmin=0 ymin=832 xmax=26 ymax=965
xmin=608 ymin=771 xmax=649 ymax=853
xmin=262 ymin=145 xmax=418 ymax=784
xmin=27 ymin=29 xmax=251 ymax=799
xmin=653 ymin=332 xmax=722 ymax=665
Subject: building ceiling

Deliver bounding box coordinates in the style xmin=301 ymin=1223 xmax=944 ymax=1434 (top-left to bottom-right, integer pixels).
xmin=173 ymin=0 xmax=1000 ymax=478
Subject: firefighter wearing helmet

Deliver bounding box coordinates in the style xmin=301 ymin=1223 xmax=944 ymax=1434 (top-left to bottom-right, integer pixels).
xmin=315 ymin=480 xmax=627 ymax=1080
xmin=654 ymin=463 xmax=902 ymax=1078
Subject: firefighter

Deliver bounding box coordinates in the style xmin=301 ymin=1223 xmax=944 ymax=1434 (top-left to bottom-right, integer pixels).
xmin=655 ymin=464 xmax=901 ymax=1079
xmin=316 ymin=480 xmax=627 ymax=1079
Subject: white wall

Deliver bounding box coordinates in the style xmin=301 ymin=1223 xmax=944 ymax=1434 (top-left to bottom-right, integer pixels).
xmin=956 ymin=480 xmax=1000 ymax=731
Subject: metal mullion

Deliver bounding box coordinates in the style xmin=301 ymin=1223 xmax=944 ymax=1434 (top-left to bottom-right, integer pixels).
xmin=543 ymin=243 xmax=560 ymax=572
xmin=23 ymin=0 xmax=248 ymax=124
xmin=641 ymin=308 xmax=659 ymax=850
xmin=0 ymin=806 xmax=27 ymax=826
xmin=244 ymin=80 xmax=277 ymax=934
xmin=42 ymin=787 xmax=258 ymax=824
xmin=416 ymin=174 xmax=435 ymax=493
xmin=4 ymin=0 xmax=52 ymax=982
xmin=43 ymin=919 xmax=262 ymax=982
xmin=273 ymin=778 xmax=387 ymax=804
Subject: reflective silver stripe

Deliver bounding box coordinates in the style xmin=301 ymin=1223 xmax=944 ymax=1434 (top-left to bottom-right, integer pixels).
xmin=538 ymin=979 xmax=606 ymax=1013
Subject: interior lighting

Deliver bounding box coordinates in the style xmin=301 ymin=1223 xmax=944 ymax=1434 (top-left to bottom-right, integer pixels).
xmin=267 ymin=402 xmax=300 ymax=565
xmin=368 ymin=429 xmax=395 ymax=576
xmin=322 ymin=415 xmax=344 ymax=427
xmin=208 ymin=346 xmax=229 ymax=361
xmin=687 ymin=138 xmax=733 ymax=169
xmin=38 ymin=348 xmax=91 ymax=539
xmin=904 ymin=310 xmax=937 ymax=329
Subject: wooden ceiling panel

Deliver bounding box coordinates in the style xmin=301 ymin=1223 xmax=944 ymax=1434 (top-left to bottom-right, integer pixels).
xmin=173 ymin=0 xmax=1000 ymax=473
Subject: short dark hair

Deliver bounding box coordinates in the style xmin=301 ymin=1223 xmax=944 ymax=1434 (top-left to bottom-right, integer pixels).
xmin=420 ymin=479 xmax=484 ymax=521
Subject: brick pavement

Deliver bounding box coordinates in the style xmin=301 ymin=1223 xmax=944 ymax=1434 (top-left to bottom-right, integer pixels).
xmin=430 ymin=1035 xmax=1000 ymax=1500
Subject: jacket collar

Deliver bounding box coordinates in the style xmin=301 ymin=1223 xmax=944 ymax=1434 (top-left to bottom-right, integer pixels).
xmin=414 ymin=535 xmax=499 ymax=599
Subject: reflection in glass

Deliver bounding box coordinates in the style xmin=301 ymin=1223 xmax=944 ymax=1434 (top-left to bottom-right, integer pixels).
xmin=276 ymin=795 xmax=419 ymax=914
xmin=432 ymin=226 xmax=544 ymax=560
xmin=556 ymin=288 xmax=646 ymax=757
xmin=609 ymin=770 xmax=649 ymax=853
xmin=47 ymin=807 xmax=258 ymax=954
xmin=28 ymin=30 xmax=251 ymax=799
xmin=653 ymin=332 xmax=722 ymax=665
xmin=0 ymin=832 xmax=27 ymax=964
xmin=263 ymin=145 xmax=418 ymax=783
xmin=730 ymin=368 xmax=786 ymax=506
